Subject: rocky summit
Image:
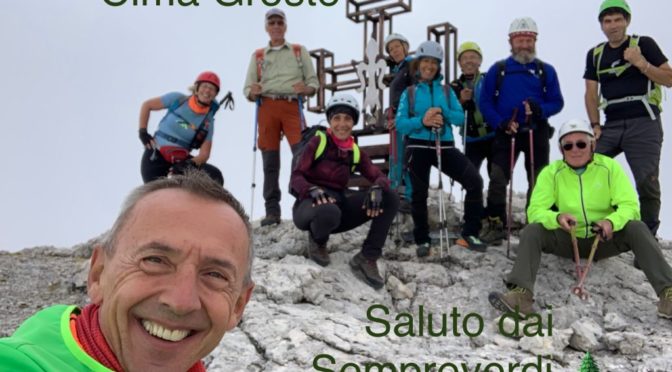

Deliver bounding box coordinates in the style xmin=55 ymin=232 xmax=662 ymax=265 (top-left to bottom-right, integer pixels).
xmin=2 ymin=191 xmax=671 ymax=371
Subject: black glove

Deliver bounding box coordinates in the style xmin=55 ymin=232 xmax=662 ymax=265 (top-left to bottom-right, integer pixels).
xmin=526 ymin=100 xmax=543 ymax=122
xmin=170 ymin=159 xmax=196 ymax=175
xmin=363 ymin=185 xmax=384 ymax=214
xmin=139 ymin=128 xmax=154 ymax=147
xmin=498 ymin=119 xmax=517 ymax=134
xmin=309 ymin=186 xmax=332 ymax=206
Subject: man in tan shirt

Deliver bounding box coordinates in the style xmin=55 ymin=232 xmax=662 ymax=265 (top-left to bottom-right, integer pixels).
xmin=244 ymin=8 xmax=319 ymax=227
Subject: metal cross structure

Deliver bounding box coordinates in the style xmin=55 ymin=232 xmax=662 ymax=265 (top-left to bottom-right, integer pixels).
xmin=306 ymin=0 xmax=459 ymax=188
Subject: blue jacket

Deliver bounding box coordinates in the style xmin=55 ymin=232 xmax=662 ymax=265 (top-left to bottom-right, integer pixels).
xmin=396 ymin=76 xmax=465 ymax=142
xmin=479 ymin=57 xmax=564 ymax=130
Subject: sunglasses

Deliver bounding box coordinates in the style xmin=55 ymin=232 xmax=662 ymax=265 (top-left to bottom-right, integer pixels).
xmin=267 ymin=20 xmax=285 ymax=26
xmin=561 ymin=141 xmax=589 ymax=151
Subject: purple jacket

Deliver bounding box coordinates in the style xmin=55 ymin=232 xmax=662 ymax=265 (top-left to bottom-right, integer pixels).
xmin=290 ymin=135 xmax=391 ymax=200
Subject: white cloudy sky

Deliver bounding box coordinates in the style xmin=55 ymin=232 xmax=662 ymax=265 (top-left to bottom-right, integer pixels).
xmin=2 ymin=0 xmax=671 ymax=251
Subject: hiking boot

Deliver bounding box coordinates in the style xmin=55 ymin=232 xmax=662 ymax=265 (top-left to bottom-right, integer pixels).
xmin=481 ymin=217 xmax=506 ymax=246
xmin=416 ymin=242 xmax=431 ymax=258
xmin=349 ymin=252 xmax=384 ymax=289
xmin=456 ymin=235 xmax=487 ymax=252
xmin=306 ymin=235 xmax=330 ymax=267
xmin=260 ymin=214 xmax=281 ymax=227
xmin=658 ymin=287 xmax=672 ymax=320
xmin=488 ymin=286 xmax=534 ymax=315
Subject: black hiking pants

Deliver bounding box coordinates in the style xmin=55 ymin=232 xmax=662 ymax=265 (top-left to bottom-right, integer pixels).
xmin=140 ymin=148 xmax=224 ymax=185
xmin=596 ymin=116 xmax=663 ymax=235
xmin=487 ymin=124 xmax=550 ymax=226
xmin=507 ymin=222 xmax=672 ymax=295
xmin=292 ymin=188 xmax=399 ymax=259
xmin=406 ymin=139 xmax=484 ymax=244
xmin=465 ymin=137 xmax=496 ymax=218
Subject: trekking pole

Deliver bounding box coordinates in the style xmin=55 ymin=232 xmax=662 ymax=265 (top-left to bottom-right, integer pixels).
xmin=250 ymin=98 xmax=261 ymax=219
xmin=506 ymin=107 xmax=519 ymax=259
xmin=387 ymin=107 xmax=402 ymax=246
xmin=460 ymin=109 xmax=468 ymax=204
xmin=569 ymin=222 xmax=583 ymax=279
xmin=433 ymin=128 xmax=448 ymax=258
xmin=526 ymin=111 xmax=535 ymax=190
xmin=298 ymin=95 xmax=307 ymax=131
xmin=572 ymin=225 xmax=602 ymax=300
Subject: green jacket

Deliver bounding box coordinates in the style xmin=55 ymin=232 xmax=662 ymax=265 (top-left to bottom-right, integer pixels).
xmin=0 ymin=305 xmax=113 ymax=372
xmin=527 ymin=153 xmax=640 ymax=239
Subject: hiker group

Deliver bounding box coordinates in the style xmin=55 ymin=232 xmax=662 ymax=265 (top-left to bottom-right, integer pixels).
xmin=133 ymin=1 xmax=672 ymax=318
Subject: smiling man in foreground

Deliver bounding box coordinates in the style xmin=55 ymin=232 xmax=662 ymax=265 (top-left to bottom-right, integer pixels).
xmin=0 ymin=170 xmax=255 ymax=371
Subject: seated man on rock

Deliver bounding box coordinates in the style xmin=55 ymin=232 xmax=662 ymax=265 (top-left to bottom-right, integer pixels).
xmin=488 ymin=119 xmax=672 ymax=319
xmin=0 ymin=170 xmax=255 ymax=371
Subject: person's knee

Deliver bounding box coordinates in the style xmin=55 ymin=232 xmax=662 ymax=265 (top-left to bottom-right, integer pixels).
xmin=623 ymin=220 xmax=650 ymax=237
xmin=463 ymin=170 xmax=483 ymax=193
xmin=520 ymin=223 xmax=547 ymax=243
xmin=313 ymin=204 xmax=342 ymax=227
xmin=490 ymin=164 xmax=508 ymax=186
xmin=636 ymin=172 xmax=661 ymax=199
xmin=261 ymin=151 xmax=281 ymax=171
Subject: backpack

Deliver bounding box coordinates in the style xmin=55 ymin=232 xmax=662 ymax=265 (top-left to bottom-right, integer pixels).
xmin=494 ymin=58 xmax=547 ymax=101
xmin=255 ymin=44 xmax=304 ymax=82
xmin=592 ymin=34 xmax=662 ymax=118
xmin=290 ymin=125 xmax=361 ymax=197
xmin=291 ymin=125 xmax=361 ymax=173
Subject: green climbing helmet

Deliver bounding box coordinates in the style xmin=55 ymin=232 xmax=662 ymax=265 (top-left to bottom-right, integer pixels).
xmin=599 ymin=0 xmax=631 ymax=20
xmin=457 ymin=41 xmax=482 ymax=60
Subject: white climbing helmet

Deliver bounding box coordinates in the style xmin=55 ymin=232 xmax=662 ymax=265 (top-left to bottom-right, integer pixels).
xmin=509 ymin=17 xmax=539 ymax=38
xmin=415 ymin=40 xmax=444 ymax=62
xmin=384 ymin=33 xmax=410 ymax=53
xmin=558 ymin=119 xmax=594 ymax=141
xmin=326 ymin=93 xmax=360 ymax=124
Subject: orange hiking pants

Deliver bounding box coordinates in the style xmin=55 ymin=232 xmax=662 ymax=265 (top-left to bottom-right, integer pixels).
xmin=257 ymin=98 xmax=304 ymax=151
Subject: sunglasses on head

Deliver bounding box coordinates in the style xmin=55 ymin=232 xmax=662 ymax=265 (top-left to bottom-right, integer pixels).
xmin=561 ymin=141 xmax=588 ymax=151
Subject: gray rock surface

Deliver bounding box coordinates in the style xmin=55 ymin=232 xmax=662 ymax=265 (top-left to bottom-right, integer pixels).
xmin=2 ymin=193 xmax=672 ymax=371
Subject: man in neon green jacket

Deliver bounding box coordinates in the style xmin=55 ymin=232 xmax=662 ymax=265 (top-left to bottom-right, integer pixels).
xmin=0 ymin=171 xmax=255 ymax=371
xmin=488 ymin=119 xmax=672 ymax=319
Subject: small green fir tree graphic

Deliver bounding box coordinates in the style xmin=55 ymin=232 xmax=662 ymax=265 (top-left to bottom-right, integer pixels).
xmin=579 ymin=351 xmax=599 ymax=372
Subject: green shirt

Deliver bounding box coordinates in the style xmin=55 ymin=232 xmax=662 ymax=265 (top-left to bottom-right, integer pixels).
xmin=527 ymin=153 xmax=640 ymax=239
xmin=0 ymin=305 xmax=113 ymax=372
xmin=243 ymin=41 xmax=318 ymax=99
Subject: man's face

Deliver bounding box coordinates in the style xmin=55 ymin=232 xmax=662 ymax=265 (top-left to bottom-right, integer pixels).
xmin=510 ymin=35 xmax=536 ymax=64
xmin=387 ymin=40 xmax=407 ymax=64
xmin=458 ymin=50 xmax=482 ymax=76
xmin=88 ymin=189 xmax=253 ymax=372
xmin=265 ymin=15 xmax=286 ymax=44
xmin=600 ymin=13 xmax=629 ymax=44
xmin=560 ymin=132 xmax=594 ymax=168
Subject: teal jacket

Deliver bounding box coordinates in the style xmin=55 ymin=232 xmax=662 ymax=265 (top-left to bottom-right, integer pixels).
xmin=0 ymin=305 xmax=113 ymax=371
xmin=528 ymin=153 xmax=640 ymax=239
xmin=395 ymin=76 xmax=465 ymax=143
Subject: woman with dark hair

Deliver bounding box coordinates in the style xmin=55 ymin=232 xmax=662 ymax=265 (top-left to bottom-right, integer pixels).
xmin=396 ymin=41 xmax=486 ymax=256
xmin=290 ymin=93 xmax=399 ymax=289
xmin=138 ymin=71 xmax=224 ymax=185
